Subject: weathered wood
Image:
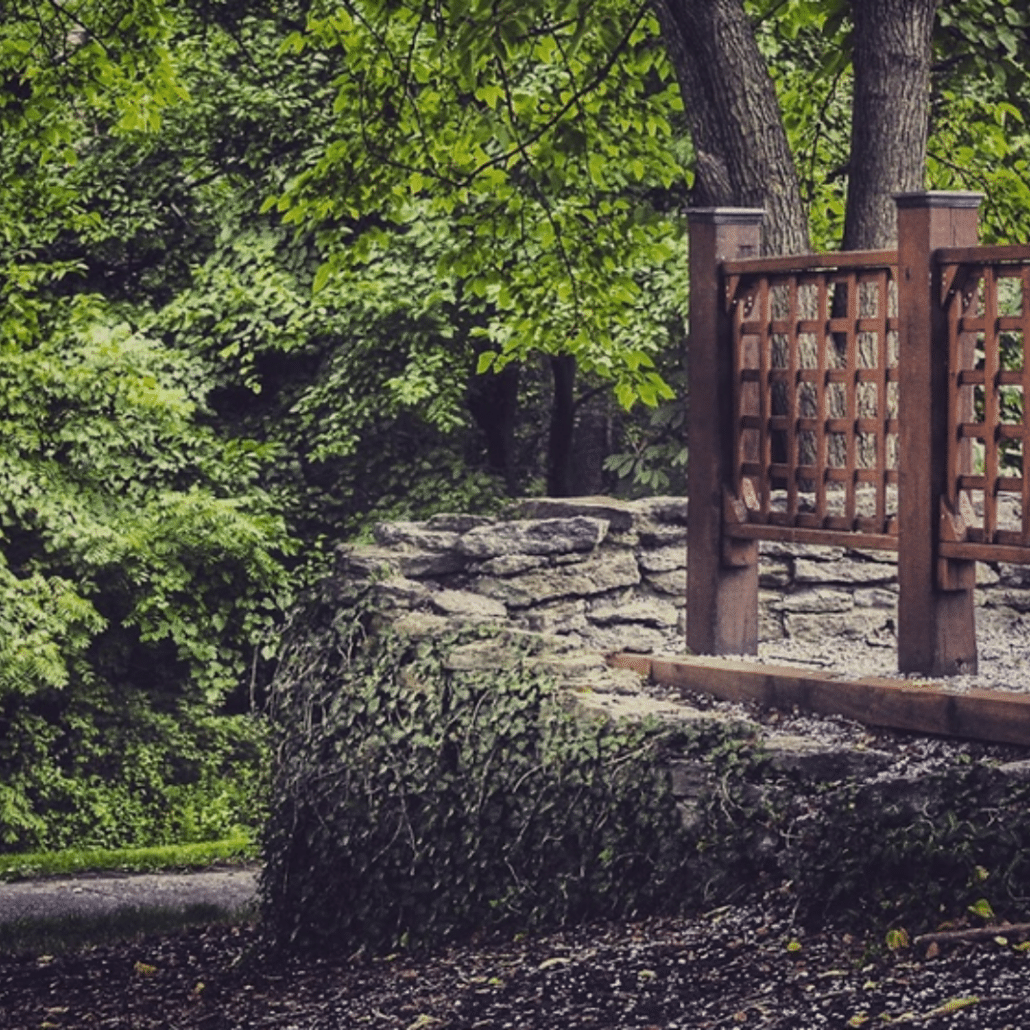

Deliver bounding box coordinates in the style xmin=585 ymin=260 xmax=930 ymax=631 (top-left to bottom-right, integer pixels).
xmin=914 ymin=923 xmax=1030 ymax=947
xmin=722 ymin=250 xmax=897 ymax=276
xmin=687 ymin=209 xmax=764 ymax=656
xmin=895 ymin=192 xmax=981 ymax=676
xmin=608 ymin=653 xmax=1030 ymax=747
xmin=724 ymin=523 xmax=897 ymax=551
xmin=937 ymin=243 xmax=1030 ymax=265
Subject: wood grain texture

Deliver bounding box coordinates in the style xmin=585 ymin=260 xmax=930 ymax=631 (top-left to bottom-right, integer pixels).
xmin=608 ymin=653 xmax=1030 ymax=747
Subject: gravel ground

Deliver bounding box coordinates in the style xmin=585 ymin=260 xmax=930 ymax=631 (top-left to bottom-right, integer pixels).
xmin=3 ymin=903 xmax=1030 ymax=1029
xmin=737 ymin=603 xmax=1030 ymax=696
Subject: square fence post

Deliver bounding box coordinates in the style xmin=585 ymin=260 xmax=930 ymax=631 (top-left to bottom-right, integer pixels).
xmin=895 ymin=191 xmax=982 ymax=675
xmin=687 ymin=208 xmax=764 ymax=655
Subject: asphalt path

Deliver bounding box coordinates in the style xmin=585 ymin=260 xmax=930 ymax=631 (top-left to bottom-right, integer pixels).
xmin=0 ymin=866 xmax=259 ymax=926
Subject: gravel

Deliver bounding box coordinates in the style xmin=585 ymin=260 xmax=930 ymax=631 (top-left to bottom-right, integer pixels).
xmin=706 ymin=602 xmax=1030 ymax=697
xmin=3 ymin=904 xmax=1030 ymax=1029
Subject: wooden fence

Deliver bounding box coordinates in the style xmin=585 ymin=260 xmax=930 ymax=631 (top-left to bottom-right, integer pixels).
xmin=687 ymin=192 xmax=1030 ymax=677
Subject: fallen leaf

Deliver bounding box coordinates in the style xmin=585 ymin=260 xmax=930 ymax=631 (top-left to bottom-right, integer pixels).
xmin=133 ymin=961 xmax=157 ymax=977
xmin=927 ymin=996 xmax=979 ymax=1017
xmin=405 ymin=1015 xmax=441 ymax=1030
xmin=925 ymin=941 xmax=940 ymax=959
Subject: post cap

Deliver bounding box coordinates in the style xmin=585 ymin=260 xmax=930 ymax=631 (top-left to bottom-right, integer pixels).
xmin=687 ymin=207 xmax=766 ymax=225
xmin=894 ymin=191 xmax=984 ymax=210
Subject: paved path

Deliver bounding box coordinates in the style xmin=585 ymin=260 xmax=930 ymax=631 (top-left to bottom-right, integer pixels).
xmin=0 ymin=866 xmax=259 ymax=925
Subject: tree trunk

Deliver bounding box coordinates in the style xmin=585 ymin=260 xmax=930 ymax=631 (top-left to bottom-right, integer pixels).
xmin=843 ymin=0 xmax=939 ymax=250
xmin=547 ymin=354 xmax=576 ymax=497
xmin=467 ymin=361 xmax=521 ymax=495
xmin=652 ymin=0 xmax=809 ymax=256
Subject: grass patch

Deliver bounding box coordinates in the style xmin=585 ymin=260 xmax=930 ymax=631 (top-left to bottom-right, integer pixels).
xmin=0 ymin=835 xmax=257 ymax=883
xmin=0 ymin=902 xmax=257 ymax=957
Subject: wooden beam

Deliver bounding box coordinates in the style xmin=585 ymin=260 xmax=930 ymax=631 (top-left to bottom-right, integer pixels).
xmin=607 ymin=653 xmax=1030 ymax=747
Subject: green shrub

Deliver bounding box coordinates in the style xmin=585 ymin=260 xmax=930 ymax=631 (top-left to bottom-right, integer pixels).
xmin=260 ymin=590 xmax=696 ymax=954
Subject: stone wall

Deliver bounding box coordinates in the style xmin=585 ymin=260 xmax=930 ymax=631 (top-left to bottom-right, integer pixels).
xmin=331 ymin=494 xmax=1030 ymax=842
xmin=337 ymin=494 xmax=1028 ymax=663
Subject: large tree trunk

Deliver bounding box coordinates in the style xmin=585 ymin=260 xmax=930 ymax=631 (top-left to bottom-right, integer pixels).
xmin=653 ymin=0 xmax=809 ymax=256
xmin=844 ymin=0 xmax=939 ymax=250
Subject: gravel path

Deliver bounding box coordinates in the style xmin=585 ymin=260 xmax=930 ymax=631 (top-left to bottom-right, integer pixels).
xmin=0 ymin=867 xmax=258 ymax=926
xmin=749 ymin=603 xmax=1030 ymax=695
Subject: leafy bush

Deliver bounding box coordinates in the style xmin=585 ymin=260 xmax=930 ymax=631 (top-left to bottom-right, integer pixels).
xmin=0 ymin=300 xmax=289 ymax=852
xmin=260 ymin=590 xmax=695 ymax=954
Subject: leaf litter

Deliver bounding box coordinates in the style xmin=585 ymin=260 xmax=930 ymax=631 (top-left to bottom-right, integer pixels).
xmin=2 ymin=901 xmax=1030 ymax=1028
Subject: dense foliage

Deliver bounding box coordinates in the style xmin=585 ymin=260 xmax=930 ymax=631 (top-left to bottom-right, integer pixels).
xmin=261 ymin=590 xmax=697 ymax=953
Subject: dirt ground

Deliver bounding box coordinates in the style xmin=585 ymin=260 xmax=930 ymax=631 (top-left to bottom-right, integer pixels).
xmin=3 ymin=903 xmax=1029 ymax=1029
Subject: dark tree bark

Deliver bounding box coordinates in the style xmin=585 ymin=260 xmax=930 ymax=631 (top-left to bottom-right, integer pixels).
xmin=652 ymin=0 xmax=810 ymax=256
xmin=546 ymin=354 xmax=577 ymax=497
xmin=467 ymin=362 xmax=521 ymax=495
xmin=844 ymin=0 xmax=940 ymax=250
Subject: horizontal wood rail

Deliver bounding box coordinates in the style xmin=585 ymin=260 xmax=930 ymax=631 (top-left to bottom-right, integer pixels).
xmin=609 ymin=654 xmax=1030 ymax=748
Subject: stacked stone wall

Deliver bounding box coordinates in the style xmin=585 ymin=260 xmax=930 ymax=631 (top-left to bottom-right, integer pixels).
xmin=338 ymin=495 xmax=1028 ymax=661
xmin=330 ymin=494 xmax=1030 ymax=840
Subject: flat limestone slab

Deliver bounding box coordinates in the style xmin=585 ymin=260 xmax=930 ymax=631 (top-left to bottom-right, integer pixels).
xmin=609 ymin=653 xmax=1030 ymax=747
xmin=0 ymin=867 xmax=259 ymax=926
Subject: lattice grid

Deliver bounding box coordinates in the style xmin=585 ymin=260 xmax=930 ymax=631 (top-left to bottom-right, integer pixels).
xmin=942 ymin=248 xmax=1030 ymax=551
xmin=726 ymin=256 xmax=899 ymax=545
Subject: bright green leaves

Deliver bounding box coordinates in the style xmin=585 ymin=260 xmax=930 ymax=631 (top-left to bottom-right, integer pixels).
xmin=927 ymin=1 xmax=1030 ymax=243
xmin=265 ymin=0 xmax=689 ymax=407
xmin=0 ymin=235 xmax=295 ymax=701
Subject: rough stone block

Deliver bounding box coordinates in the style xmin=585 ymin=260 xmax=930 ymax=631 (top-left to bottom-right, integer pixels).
xmin=760 ymin=733 xmax=894 ymax=779
xmin=515 ymin=496 xmax=637 ymax=532
xmin=477 ymin=554 xmax=549 ymax=576
xmin=760 ymin=542 xmax=845 ymax=561
xmin=521 ymin=599 xmax=590 ymax=636
xmin=636 ymin=524 xmax=688 ymax=547
xmin=373 ymin=521 xmax=461 ymax=551
xmin=588 ymin=598 xmax=679 ymax=628
xmin=637 ymin=545 xmax=687 ymax=573
xmin=336 ymin=545 xmax=399 ymax=579
xmin=426 ymin=513 xmax=495 ymax=532
xmin=783 ymin=609 xmax=892 ymax=642
xmin=476 ymin=550 xmax=640 ymax=607
xmin=457 ymin=516 xmax=609 ymax=558
xmin=375 ymin=576 xmax=433 ymax=607
xmin=636 ymin=496 xmax=690 ymax=526
xmin=997 ymin=562 xmax=1030 ymax=588
xmin=981 ymin=589 xmax=1030 ymax=613
xmin=853 ymin=587 xmax=898 ymax=609
xmin=793 ymin=558 xmax=897 ymax=586
xmin=392 ymin=611 xmax=451 ymax=639
xmin=579 ymin=624 xmax=679 ymax=655
xmin=845 ymin=548 xmax=898 ymax=564
xmin=643 ymin=568 xmax=686 ymax=597
xmin=772 ymin=589 xmax=854 ymax=614
xmin=443 ymin=640 xmax=524 ymax=672
xmin=759 ymin=560 xmax=792 ymax=589
xmin=430 ymin=590 xmax=507 ymax=620
xmin=976 ymin=563 xmax=1000 ymax=587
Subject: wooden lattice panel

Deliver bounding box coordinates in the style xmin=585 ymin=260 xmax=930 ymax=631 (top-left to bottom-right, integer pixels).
xmin=722 ymin=252 xmax=899 ymax=550
xmin=940 ymin=245 xmax=1030 ymax=562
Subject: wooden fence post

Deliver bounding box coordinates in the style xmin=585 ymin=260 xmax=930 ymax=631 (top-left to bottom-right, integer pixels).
xmin=895 ymin=191 xmax=982 ymax=675
xmin=687 ymin=208 xmax=764 ymax=655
